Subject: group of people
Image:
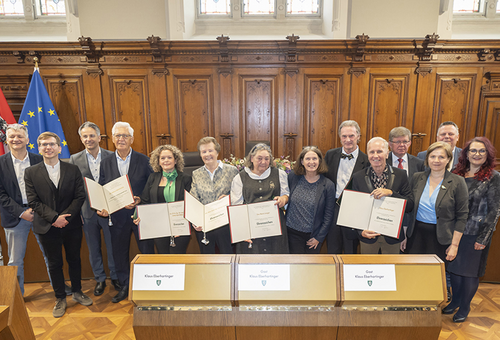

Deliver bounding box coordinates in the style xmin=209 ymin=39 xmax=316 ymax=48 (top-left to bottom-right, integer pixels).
xmin=0 ymin=119 xmax=498 ymax=324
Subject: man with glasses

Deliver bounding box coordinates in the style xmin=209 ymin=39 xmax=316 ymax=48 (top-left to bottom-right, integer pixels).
xmin=25 ymin=132 xmax=91 ymax=318
xmin=69 ymin=122 xmax=120 ymax=297
xmin=387 ymin=127 xmax=424 ymax=252
xmin=417 ymin=121 xmax=462 ymax=170
xmin=98 ymin=121 xmax=153 ymax=303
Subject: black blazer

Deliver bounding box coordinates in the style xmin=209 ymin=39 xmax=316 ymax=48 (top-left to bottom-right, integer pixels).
xmin=140 ymin=171 xmax=192 ymax=204
xmin=408 ymin=170 xmax=469 ymax=245
xmin=351 ymin=166 xmax=414 ymax=244
xmin=0 ymin=152 xmax=43 ymax=228
xmin=69 ymin=148 xmax=114 ymax=219
xmin=25 ymin=161 xmax=86 ymax=234
xmin=324 ymin=147 xmax=369 ymax=193
xmin=99 ymin=149 xmax=153 ymax=226
xmin=286 ymin=172 xmax=335 ymax=243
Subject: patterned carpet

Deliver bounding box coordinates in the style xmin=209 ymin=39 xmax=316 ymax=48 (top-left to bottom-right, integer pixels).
xmin=23 ymin=280 xmax=500 ymax=339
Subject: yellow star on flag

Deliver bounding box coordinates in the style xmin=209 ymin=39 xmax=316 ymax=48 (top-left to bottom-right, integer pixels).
xmin=38 ymin=107 xmax=43 ymax=113
xmin=28 ymin=111 xmax=35 ymax=118
xmin=62 ymin=140 xmax=67 ymax=146
xmin=21 ymin=120 xmax=28 ymax=126
xmin=48 ymin=109 xmax=55 ymax=116
xmin=28 ymin=143 xmax=34 ymax=149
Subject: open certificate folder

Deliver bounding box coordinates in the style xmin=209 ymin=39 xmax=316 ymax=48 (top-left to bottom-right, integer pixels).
xmin=227 ymin=201 xmax=282 ymax=243
xmin=337 ymin=190 xmax=406 ymax=238
xmin=136 ymin=202 xmax=190 ymax=240
xmin=183 ymin=190 xmax=231 ymax=232
xmin=84 ymin=175 xmax=134 ymax=214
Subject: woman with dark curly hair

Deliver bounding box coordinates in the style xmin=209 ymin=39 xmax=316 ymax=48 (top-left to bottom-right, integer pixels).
xmin=134 ymin=144 xmax=192 ymax=254
xmin=443 ymin=137 xmax=500 ymax=323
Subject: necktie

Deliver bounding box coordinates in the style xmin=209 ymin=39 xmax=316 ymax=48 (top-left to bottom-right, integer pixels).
xmin=341 ymin=153 xmax=353 ymax=160
xmin=398 ymin=158 xmax=404 ymax=169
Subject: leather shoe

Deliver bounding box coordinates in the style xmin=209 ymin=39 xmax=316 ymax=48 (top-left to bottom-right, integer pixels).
xmin=111 ymin=279 xmax=122 ymax=291
xmin=442 ymin=304 xmax=458 ymax=314
xmin=453 ymin=314 xmax=467 ymax=323
xmin=111 ymin=287 xmax=128 ymax=303
xmin=94 ymin=281 xmax=106 ymax=296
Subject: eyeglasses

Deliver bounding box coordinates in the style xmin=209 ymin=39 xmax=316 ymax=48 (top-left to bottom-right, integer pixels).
xmin=468 ymin=149 xmax=487 ymax=155
xmin=389 ymin=140 xmax=410 ymax=145
xmin=39 ymin=142 xmax=58 ymax=148
xmin=114 ymin=134 xmax=131 ymax=140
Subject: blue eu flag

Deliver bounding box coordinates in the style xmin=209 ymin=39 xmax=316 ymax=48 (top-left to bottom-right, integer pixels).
xmin=18 ymin=69 xmax=70 ymax=158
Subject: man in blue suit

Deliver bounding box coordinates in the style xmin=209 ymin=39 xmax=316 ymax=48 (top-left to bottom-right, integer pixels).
xmin=417 ymin=121 xmax=462 ymax=169
xmin=98 ymin=121 xmax=153 ymax=303
xmin=69 ymin=122 xmax=119 ymax=297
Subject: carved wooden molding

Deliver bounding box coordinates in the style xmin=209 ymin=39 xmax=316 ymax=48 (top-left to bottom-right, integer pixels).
xmin=217 ymin=34 xmax=230 ymax=63
xmin=218 ymin=68 xmax=232 ymax=77
xmin=353 ymin=34 xmax=369 ymax=62
xmin=152 ymin=66 xmax=169 ymax=77
xmin=156 ymin=133 xmax=171 ymax=145
xmin=495 ymin=50 xmax=500 ymax=61
xmin=86 ymin=64 xmax=103 ymax=78
xmin=282 ymin=68 xmax=299 ymax=77
xmin=415 ymin=63 xmax=433 ymax=77
xmin=286 ymin=34 xmax=300 ymax=62
xmin=420 ymin=33 xmax=439 ymax=62
xmin=79 ymin=36 xmax=100 ymax=63
xmin=13 ymin=51 xmax=25 ymax=64
xmin=147 ymin=35 xmax=164 ymax=63
xmin=348 ymin=66 xmax=366 ymax=77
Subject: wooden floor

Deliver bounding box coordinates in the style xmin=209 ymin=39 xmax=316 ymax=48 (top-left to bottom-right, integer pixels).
xmin=24 ymin=280 xmax=500 ymax=340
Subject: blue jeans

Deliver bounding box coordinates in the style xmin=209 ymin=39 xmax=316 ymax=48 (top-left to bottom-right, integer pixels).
xmin=3 ymin=218 xmax=51 ymax=295
xmin=83 ymin=213 xmax=117 ymax=282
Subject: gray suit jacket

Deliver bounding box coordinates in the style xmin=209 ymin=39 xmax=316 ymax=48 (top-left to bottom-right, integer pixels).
xmin=417 ymin=147 xmax=462 ymax=168
xmin=408 ymin=169 xmax=469 ymax=245
xmin=387 ymin=153 xmax=425 ymax=179
xmin=69 ymin=148 xmax=113 ymax=219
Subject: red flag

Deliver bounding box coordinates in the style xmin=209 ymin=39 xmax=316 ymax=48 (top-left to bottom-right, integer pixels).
xmin=0 ymin=88 xmax=16 ymax=155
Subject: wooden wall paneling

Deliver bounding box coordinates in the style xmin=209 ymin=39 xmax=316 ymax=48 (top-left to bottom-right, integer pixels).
xmin=411 ymin=67 xmax=436 ymax=156
xmin=103 ymin=70 xmax=152 ymax=155
xmin=174 ymin=74 xmax=213 ymax=152
xmin=218 ymin=68 xmax=234 ymax=159
xmin=282 ymin=68 xmax=301 ymax=160
xmin=81 ymin=71 xmax=110 ymax=150
xmin=303 ymin=72 xmax=345 ymax=156
xmin=148 ymin=68 xmax=171 ymax=149
xmin=476 ymin=92 xmax=500 ymax=166
xmin=43 ymin=71 xmax=86 ymax=155
xmin=432 ymin=69 xmax=478 ymax=150
xmin=366 ymin=69 xmax=417 ymax=143
xmin=348 ymin=66 xmax=370 ymax=153
xmin=0 ymin=75 xmax=29 ymax=121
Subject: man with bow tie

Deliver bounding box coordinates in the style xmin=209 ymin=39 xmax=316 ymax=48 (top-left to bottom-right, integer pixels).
xmin=324 ymin=120 xmax=369 ymax=254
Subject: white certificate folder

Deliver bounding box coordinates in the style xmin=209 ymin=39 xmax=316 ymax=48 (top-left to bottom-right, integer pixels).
xmin=183 ymin=190 xmax=231 ymax=232
xmin=136 ymin=201 xmax=191 ymax=240
xmin=84 ymin=175 xmax=134 ymax=214
xmin=228 ymin=201 xmax=282 ymax=243
xmin=337 ymin=190 xmax=406 ymax=238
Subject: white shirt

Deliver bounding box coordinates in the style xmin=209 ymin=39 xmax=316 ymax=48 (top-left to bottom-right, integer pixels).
xmin=336 ymin=147 xmax=359 ymax=198
xmin=231 ymin=166 xmax=290 ymax=205
xmin=203 ymin=160 xmax=224 ymax=181
xmin=116 ymin=149 xmax=132 ymax=176
xmin=391 ymin=152 xmax=408 ymax=175
xmin=45 ymin=161 xmax=61 ymax=188
xmin=86 ymin=148 xmax=102 ymax=182
xmin=10 ymin=152 xmax=30 ymax=204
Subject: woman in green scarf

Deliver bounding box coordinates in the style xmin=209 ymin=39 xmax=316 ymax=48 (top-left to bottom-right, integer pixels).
xmin=135 ymin=145 xmax=192 ymax=253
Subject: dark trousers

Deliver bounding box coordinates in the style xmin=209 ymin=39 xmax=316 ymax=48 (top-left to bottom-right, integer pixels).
xmin=38 ymin=226 xmax=83 ymax=299
xmin=110 ymin=220 xmax=155 ymax=287
xmin=287 ymin=227 xmax=322 ymax=254
xmin=195 ymin=225 xmax=234 ymax=254
xmin=155 ymin=235 xmax=190 ymax=254
xmin=326 ymin=204 xmax=359 ymax=254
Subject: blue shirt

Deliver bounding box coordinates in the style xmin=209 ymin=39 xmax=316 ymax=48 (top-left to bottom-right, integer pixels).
xmin=416 ymin=176 xmax=443 ymax=224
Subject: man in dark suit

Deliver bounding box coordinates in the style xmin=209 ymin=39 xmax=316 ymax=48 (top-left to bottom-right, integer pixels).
xmin=98 ymin=121 xmax=153 ymax=303
xmin=387 ymin=126 xmax=424 ymax=251
xmin=324 ymin=120 xmax=369 ymax=254
xmin=25 ymin=132 xmax=91 ymax=318
xmin=0 ymin=124 xmax=50 ymax=295
xmin=69 ymin=122 xmax=119 ymax=297
xmin=417 ymin=121 xmax=462 ymax=169
xmin=352 ymin=137 xmax=414 ymax=254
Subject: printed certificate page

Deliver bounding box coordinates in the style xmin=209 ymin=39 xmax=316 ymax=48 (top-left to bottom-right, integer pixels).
xmin=228 ymin=204 xmax=251 ymax=243
xmin=84 ymin=177 xmax=109 ymax=212
xmin=184 ymin=190 xmax=205 ymax=228
xmin=337 ymin=190 xmax=373 ymax=231
xmin=137 ymin=203 xmax=171 ymax=240
xmin=368 ymin=196 xmax=406 ymax=238
xmin=167 ymin=201 xmax=191 ymax=236
xmin=247 ymin=201 xmax=282 ymax=239
xmin=203 ymin=195 xmax=230 ymax=232
xmin=102 ymin=175 xmax=134 ymax=214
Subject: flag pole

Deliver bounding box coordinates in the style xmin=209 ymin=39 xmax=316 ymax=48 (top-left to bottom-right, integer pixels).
xmin=33 ymin=56 xmax=39 ymax=71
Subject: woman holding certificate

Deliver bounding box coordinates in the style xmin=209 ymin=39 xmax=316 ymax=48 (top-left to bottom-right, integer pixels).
xmin=286 ymin=146 xmax=335 ymax=253
xmin=407 ymin=142 xmax=469 ymax=264
xmin=231 ymin=143 xmax=290 ymax=254
xmin=135 ymin=145 xmax=192 ymax=254
xmin=443 ymin=137 xmax=500 ymax=323
xmin=190 ymin=137 xmax=238 ymax=253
